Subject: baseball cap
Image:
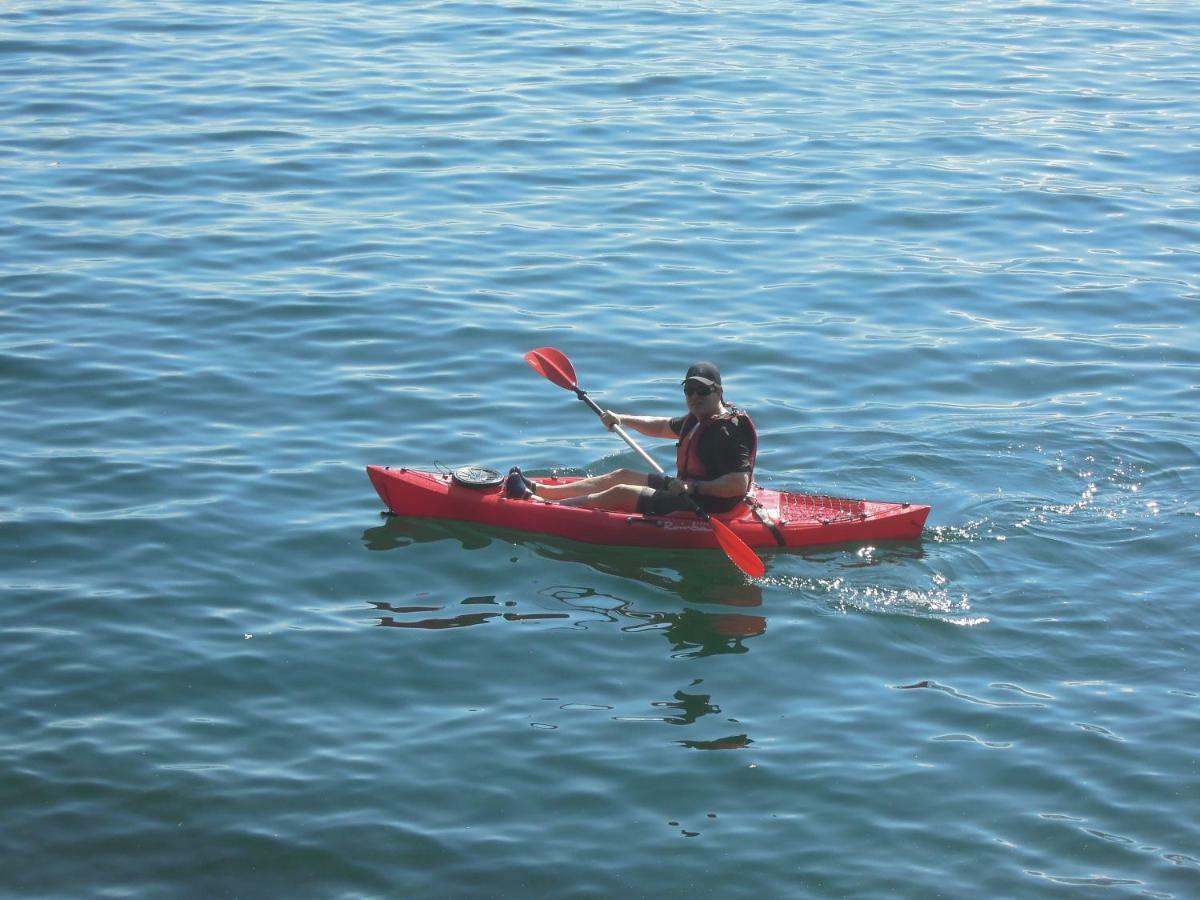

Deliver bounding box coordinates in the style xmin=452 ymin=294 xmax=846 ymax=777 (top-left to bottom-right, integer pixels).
xmin=682 ymin=362 xmax=722 ymax=387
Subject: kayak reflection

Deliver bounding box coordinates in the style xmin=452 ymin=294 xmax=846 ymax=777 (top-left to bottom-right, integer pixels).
xmin=363 ymin=516 xmax=765 ymax=745
xmin=362 ymin=516 xmax=766 ymax=656
xmin=362 ymin=514 xmax=766 ymax=603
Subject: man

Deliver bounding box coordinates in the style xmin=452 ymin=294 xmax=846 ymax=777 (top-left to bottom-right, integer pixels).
xmin=505 ymin=362 xmax=757 ymax=515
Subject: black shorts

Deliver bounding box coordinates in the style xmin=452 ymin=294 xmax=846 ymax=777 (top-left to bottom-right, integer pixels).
xmin=637 ymin=473 xmax=696 ymax=516
xmin=636 ymin=473 xmax=742 ymax=517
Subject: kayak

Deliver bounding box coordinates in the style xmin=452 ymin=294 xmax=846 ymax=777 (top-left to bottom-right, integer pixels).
xmin=366 ymin=466 xmax=930 ymax=551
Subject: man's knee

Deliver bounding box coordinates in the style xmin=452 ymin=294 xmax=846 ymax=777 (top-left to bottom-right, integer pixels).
xmin=593 ymin=484 xmax=643 ymax=512
xmin=591 ymin=468 xmax=637 ymax=489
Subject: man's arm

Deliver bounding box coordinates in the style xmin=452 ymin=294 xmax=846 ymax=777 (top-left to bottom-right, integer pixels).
xmin=600 ymin=411 xmax=678 ymax=440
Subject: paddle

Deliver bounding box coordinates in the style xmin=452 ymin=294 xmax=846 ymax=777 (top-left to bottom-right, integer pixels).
xmin=523 ymin=346 xmax=766 ymax=579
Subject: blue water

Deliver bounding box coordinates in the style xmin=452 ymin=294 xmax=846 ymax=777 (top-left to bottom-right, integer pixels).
xmin=3 ymin=1 xmax=1198 ymax=896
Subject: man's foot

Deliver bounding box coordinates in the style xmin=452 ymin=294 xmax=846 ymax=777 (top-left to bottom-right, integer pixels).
xmin=504 ymin=466 xmax=534 ymax=500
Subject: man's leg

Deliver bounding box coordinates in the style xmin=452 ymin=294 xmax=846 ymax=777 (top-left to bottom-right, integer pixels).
xmin=532 ymin=467 xmax=649 ymax=501
xmin=555 ymin=484 xmax=646 ymax=512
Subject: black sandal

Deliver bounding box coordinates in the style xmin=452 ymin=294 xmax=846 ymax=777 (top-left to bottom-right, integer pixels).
xmin=504 ymin=467 xmax=534 ymax=499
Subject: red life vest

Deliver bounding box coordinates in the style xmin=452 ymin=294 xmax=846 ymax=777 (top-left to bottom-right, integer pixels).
xmin=675 ymin=407 xmax=757 ymax=481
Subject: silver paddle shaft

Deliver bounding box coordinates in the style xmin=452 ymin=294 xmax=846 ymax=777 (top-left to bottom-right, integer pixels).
xmin=610 ymin=423 xmax=666 ymax=475
xmin=574 ymin=387 xmax=666 ymax=475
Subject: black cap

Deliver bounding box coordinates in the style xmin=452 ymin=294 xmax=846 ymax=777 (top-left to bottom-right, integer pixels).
xmin=682 ymin=362 xmax=722 ymax=387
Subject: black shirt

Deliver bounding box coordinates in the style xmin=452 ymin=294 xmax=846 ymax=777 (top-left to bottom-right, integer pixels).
xmin=669 ymin=412 xmax=756 ymax=479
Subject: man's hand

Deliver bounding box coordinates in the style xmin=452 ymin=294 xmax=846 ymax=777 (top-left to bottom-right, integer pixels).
xmin=601 ymin=413 xmax=675 ymax=439
xmin=665 ymin=478 xmax=694 ymax=496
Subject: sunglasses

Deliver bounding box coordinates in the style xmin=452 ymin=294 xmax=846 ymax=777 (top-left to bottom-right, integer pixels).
xmin=683 ymin=383 xmax=718 ymax=397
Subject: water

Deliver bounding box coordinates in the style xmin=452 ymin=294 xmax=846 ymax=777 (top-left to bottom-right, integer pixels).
xmin=3 ymin=0 xmax=1198 ymax=896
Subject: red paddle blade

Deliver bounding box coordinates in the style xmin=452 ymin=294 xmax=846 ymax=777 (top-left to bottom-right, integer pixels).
xmin=709 ymin=517 xmax=766 ymax=578
xmin=523 ymin=347 xmax=578 ymax=391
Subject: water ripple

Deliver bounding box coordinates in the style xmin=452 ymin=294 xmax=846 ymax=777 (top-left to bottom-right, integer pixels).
xmin=3 ymin=0 xmax=1199 ymax=897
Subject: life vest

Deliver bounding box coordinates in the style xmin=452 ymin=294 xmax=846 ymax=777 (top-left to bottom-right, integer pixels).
xmin=675 ymin=407 xmax=757 ymax=481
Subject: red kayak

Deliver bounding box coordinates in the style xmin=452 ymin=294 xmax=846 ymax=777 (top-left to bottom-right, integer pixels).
xmin=366 ymin=466 xmax=930 ymax=551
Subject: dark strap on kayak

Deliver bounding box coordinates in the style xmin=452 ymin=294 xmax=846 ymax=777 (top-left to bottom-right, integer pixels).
xmin=746 ymin=495 xmax=786 ymax=547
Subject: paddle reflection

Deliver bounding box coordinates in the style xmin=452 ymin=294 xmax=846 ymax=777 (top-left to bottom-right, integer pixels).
xmin=369 ymin=589 xmax=764 ymax=658
xmin=373 ymin=596 xmax=570 ymax=630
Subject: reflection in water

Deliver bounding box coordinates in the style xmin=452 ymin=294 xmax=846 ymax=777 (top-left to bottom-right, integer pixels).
xmin=612 ymin=682 xmax=754 ymax=751
xmin=363 ymin=518 xmax=766 ymax=748
xmin=361 ymin=514 xmax=939 ymax=627
xmin=545 ymin=586 xmax=765 ymax=659
xmin=894 ymin=679 xmax=1049 ymax=709
xmin=361 ymin=516 xmax=766 ymax=604
xmin=362 ymin=517 xmax=769 ymax=655
xmin=368 ymin=590 xmax=765 ymax=657
xmin=372 ymin=598 xmax=569 ymax=630
xmin=377 ymin=611 xmax=570 ymax=630
xmin=677 ymin=735 xmax=753 ymax=751
xmin=362 ymin=516 xmax=494 ymax=551
xmin=654 ymin=687 xmax=721 ymax=726
xmin=370 ymin=591 xmax=762 ymax=749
